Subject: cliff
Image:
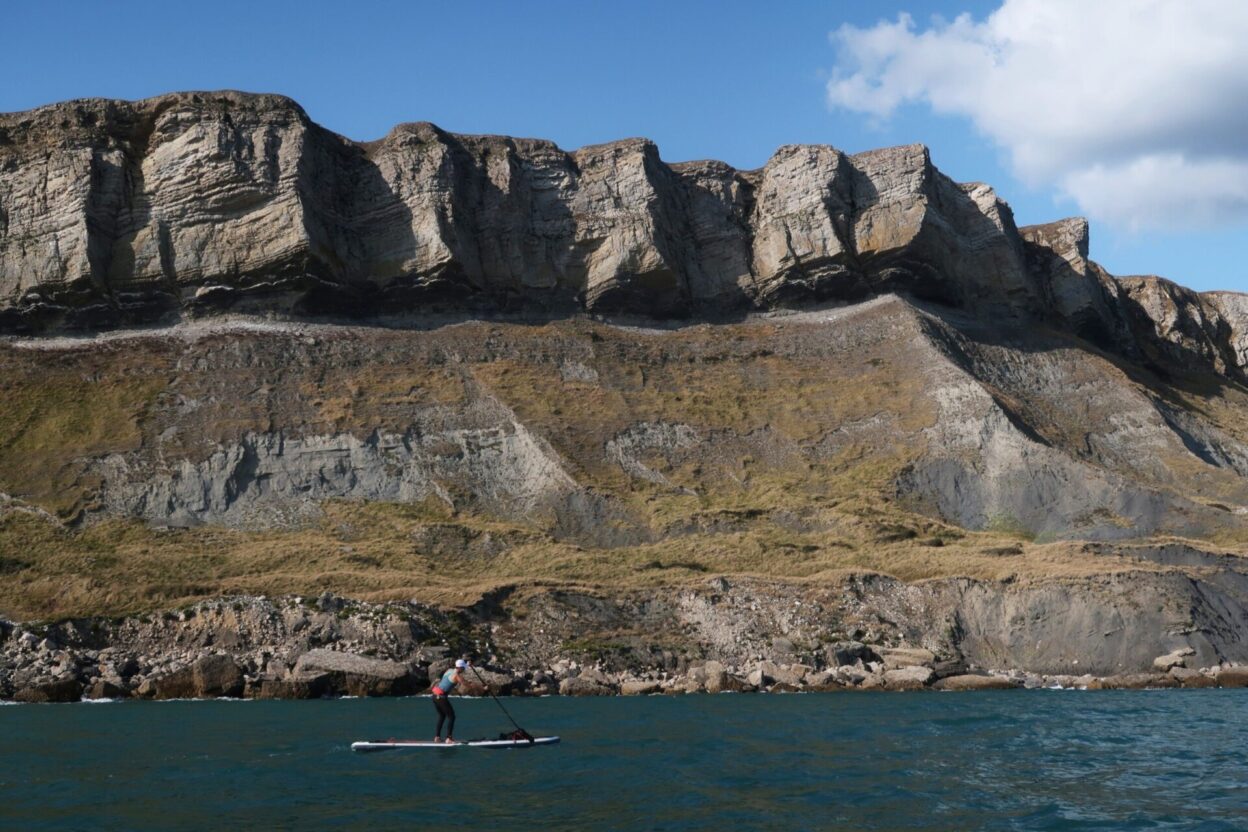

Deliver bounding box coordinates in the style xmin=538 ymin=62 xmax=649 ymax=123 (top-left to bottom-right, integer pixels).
xmin=4 ymin=92 xmax=1248 ymax=693
xmin=0 ymin=92 xmax=1036 ymax=324
xmin=5 ymin=91 xmax=1243 ymax=386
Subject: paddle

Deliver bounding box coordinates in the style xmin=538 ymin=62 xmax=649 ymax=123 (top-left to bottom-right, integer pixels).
xmin=468 ymin=663 xmax=534 ymax=743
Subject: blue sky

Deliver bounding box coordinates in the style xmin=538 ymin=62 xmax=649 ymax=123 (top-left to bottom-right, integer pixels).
xmin=3 ymin=0 xmax=1243 ymax=292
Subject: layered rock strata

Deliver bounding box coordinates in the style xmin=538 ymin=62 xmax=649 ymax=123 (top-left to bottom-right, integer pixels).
xmin=1 ymin=93 xmax=1045 ymax=327
xmin=0 ymin=92 xmax=1238 ymax=385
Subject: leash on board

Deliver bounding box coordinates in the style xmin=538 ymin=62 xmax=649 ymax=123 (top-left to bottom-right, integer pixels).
xmin=470 ymin=664 xmax=535 ymax=743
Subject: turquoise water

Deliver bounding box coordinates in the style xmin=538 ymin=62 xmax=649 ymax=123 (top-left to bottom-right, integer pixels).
xmin=2 ymin=691 xmax=1246 ymax=830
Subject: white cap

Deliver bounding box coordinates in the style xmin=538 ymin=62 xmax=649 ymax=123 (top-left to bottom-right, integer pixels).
xmin=455 ymin=659 xmax=468 ymax=668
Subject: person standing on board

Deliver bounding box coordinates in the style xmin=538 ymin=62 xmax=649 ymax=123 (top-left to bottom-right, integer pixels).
xmin=431 ymin=659 xmax=469 ymax=743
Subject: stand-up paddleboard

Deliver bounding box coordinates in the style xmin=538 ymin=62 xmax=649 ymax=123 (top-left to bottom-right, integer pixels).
xmin=352 ymin=736 xmax=559 ymax=752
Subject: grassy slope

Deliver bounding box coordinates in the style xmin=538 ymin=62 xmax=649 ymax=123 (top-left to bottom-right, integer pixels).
xmin=0 ymin=497 xmax=1155 ymax=621
xmin=1 ymin=309 xmax=1245 ymax=620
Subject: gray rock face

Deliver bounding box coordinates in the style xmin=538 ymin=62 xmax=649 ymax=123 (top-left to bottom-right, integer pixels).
xmin=933 ymin=674 xmax=1020 ymax=691
xmin=151 ymin=654 xmax=244 ymax=699
xmin=0 ymin=92 xmax=1045 ymax=330
xmin=558 ymin=675 xmax=613 ymax=696
xmin=293 ymin=648 xmax=414 ymax=696
xmin=1119 ymin=276 xmax=1248 ymax=379
xmin=1020 ymin=218 xmax=1132 ymax=349
xmin=92 ymin=418 xmax=580 ymax=531
xmin=6 ymin=90 xmax=1248 ymax=390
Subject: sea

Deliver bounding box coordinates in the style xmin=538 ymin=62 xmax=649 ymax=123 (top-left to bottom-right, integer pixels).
xmin=2 ymin=690 xmax=1245 ymax=830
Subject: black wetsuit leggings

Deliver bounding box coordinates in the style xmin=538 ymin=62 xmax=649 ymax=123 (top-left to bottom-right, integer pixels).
xmin=433 ymin=695 xmax=455 ymax=738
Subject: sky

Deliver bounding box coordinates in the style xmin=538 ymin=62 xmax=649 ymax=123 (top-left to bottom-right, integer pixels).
xmin=2 ymin=0 xmax=1244 ymax=292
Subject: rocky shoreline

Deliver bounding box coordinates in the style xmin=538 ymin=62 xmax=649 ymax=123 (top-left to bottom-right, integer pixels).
xmin=5 ymin=590 xmax=1247 ymax=704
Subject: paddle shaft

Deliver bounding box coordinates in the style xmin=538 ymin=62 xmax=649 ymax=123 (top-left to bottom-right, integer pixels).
xmin=469 ymin=665 xmax=530 ymax=739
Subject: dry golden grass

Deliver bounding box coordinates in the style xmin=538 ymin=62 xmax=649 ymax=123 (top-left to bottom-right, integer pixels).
xmin=0 ymin=369 xmax=165 ymax=517
xmin=4 ymin=309 xmax=1248 ymax=621
xmin=0 ymin=483 xmax=1185 ymax=622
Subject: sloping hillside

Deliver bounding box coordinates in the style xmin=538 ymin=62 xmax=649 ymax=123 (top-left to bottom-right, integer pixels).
xmin=3 ymin=93 xmax=1248 ymax=678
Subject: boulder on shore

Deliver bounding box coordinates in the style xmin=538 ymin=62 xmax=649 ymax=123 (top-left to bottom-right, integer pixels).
xmin=933 ymin=674 xmax=1020 ymax=691
xmin=804 ymin=671 xmax=847 ymax=692
xmin=1215 ymin=666 xmax=1248 ymax=688
xmin=530 ymin=672 xmax=557 ymax=695
xmin=620 ymin=680 xmax=662 ymax=696
xmin=247 ymin=672 xmax=331 ymax=700
xmin=294 ymin=649 xmax=415 ymax=697
xmin=1168 ymin=667 xmax=1216 ymax=688
xmin=13 ymin=677 xmax=83 ymax=703
xmin=697 ymin=661 xmax=751 ymax=693
xmin=576 ymin=667 xmax=613 ymax=687
xmin=84 ymin=678 xmax=129 ymax=700
xmin=459 ymin=667 xmax=519 ymax=696
xmin=767 ymin=682 xmax=803 ymax=693
xmin=879 ymin=647 xmax=937 ymax=671
xmin=822 ymin=641 xmax=879 ymax=668
xmin=858 ymin=672 xmax=887 ymax=690
xmin=559 ymin=675 xmax=614 ymax=696
xmin=1088 ymin=673 xmax=1177 ymax=690
xmin=932 ymin=658 xmax=969 ymax=679
xmin=1152 ymin=648 xmax=1195 ymax=672
xmin=154 ymin=655 xmax=244 ymax=699
xmin=754 ymin=661 xmax=809 ymax=687
xmin=883 ymin=665 xmax=935 ymax=690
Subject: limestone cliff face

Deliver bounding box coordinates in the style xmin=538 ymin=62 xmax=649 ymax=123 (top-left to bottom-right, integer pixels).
xmin=1 ymin=91 xmax=1046 ymax=330
xmin=1118 ymin=276 xmax=1248 ymax=378
xmin=5 ymin=91 xmax=1246 ymax=384
xmin=1019 ymin=218 xmax=1132 ymax=350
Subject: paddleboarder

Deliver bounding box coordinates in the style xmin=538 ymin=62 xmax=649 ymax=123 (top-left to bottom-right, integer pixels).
xmin=351 ymin=659 xmax=550 ymax=751
xmin=431 ymin=659 xmax=469 ymax=743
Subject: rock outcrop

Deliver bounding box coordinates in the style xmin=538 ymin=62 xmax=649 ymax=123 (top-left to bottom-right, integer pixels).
xmin=5 ymin=586 xmax=1248 ymax=702
xmin=933 ymin=674 xmax=1020 ymax=691
xmin=4 ymin=91 xmax=1248 ymax=385
xmin=5 ymin=91 xmax=1247 ymax=389
xmin=150 ymin=654 xmax=244 ymax=699
xmin=0 ymin=94 xmax=1094 ymax=320
xmin=1019 ymin=217 xmax=1132 ymax=349
xmin=0 ymin=93 xmax=1054 ymax=329
xmin=291 ymin=648 xmax=415 ymax=696
xmin=1118 ymin=276 xmax=1248 ymax=378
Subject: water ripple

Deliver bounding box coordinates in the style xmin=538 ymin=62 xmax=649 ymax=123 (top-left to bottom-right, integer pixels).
xmin=2 ymin=691 xmax=1247 ymax=830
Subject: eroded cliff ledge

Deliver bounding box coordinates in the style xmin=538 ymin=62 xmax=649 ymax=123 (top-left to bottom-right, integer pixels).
xmin=1 ymin=91 xmax=1031 ymax=321
xmin=2 ymin=91 xmax=1243 ymax=383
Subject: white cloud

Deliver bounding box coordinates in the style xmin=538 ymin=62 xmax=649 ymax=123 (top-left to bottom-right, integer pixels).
xmin=827 ymin=1 xmax=1248 ymax=230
